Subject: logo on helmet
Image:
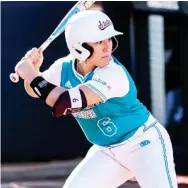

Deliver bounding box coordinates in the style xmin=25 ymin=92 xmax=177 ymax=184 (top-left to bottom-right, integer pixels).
xmin=98 ymin=20 xmax=112 ymax=30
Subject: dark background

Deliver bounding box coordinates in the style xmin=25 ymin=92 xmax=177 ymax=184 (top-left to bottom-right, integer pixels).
xmin=2 ymin=1 xmax=188 ymax=175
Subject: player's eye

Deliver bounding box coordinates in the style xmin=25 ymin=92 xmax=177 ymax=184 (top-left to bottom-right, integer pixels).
xmin=96 ymin=41 xmax=102 ymax=44
xmin=96 ymin=38 xmax=111 ymax=44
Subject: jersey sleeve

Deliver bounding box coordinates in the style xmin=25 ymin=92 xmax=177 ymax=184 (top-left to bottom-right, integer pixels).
xmin=84 ymin=65 xmax=130 ymax=102
xmin=41 ymin=58 xmax=64 ymax=86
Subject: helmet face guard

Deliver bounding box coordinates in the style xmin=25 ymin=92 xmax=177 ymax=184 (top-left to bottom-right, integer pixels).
xmin=67 ymin=38 xmax=91 ymax=61
xmin=65 ymin=10 xmax=123 ymax=61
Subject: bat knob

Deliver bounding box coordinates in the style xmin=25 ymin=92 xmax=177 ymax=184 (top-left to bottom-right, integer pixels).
xmin=10 ymin=73 xmax=19 ymax=83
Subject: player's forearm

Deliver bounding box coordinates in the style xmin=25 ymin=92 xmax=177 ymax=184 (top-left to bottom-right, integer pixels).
xmin=24 ymin=71 xmax=42 ymax=98
xmin=24 ymin=71 xmax=67 ymax=104
xmin=25 ymin=79 xmax=67 ymax=107
xmin=29 ymin=76 xmax=87 ymax=117
xmin=46 ymin=87 xmax=67 ymax=107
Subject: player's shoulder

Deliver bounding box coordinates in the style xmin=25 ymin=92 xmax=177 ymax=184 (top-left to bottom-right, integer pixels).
xmin=93 ymin=56 xmax=126 ymax=78
xmin=42 ymin=54 xmax=74 ymax=86
xmin=90 ymin=56 xmax=130 ymax=97
xmin=53 ymin=54 xmax=74 ymax=65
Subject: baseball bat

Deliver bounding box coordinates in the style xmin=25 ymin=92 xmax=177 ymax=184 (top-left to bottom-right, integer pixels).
xmin=10 ymin=1 xmax=95 ymax=83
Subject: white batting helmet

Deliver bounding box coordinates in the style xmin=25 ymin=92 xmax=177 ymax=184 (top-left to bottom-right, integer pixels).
xmin=65 ymin=10 xmax=123 ymax=61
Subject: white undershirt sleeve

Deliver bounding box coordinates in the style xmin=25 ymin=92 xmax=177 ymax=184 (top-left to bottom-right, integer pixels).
xmin=84 ymin=64 xmax=130 ymax=102
xmin=41 ymin=58 xmax=64 ymax=86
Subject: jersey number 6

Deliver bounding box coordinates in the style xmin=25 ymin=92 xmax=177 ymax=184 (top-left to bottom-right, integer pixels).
xmin=97 ymin=117 xmax=117 ymax=137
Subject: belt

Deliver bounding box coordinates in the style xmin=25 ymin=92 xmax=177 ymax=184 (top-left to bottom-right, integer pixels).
xmin=109 ymin=114 xmax=158 ymax=148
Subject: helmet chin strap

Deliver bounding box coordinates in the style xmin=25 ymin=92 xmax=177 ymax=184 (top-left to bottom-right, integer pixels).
xmin=112 ymin=36 xmax=119 ymax=53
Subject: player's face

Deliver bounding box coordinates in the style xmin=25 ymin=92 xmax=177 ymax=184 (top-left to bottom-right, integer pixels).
xmin=86 ymin=38 xmax=112 ymax=67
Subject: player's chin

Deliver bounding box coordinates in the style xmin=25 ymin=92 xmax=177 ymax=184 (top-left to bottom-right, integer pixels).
xmin=100 ymin=57 xmax=110 ymax=67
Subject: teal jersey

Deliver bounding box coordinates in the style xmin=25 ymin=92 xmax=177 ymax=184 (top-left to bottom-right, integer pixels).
xmin=42 ymin=54 xmax=150 ymax=146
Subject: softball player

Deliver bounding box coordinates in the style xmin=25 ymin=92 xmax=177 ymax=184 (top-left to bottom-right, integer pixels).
xmin=15 ymin=10 xmax=178 ymax=188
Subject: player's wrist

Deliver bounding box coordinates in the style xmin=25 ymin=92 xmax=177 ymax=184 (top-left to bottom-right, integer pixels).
xmin=30 ymin=76 xmax=56 ymax=101
xmin=26 ymin=71 xmax=41 ymax=84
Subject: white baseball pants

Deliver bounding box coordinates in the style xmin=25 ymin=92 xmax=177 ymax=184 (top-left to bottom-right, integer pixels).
xmin=63 ymin=115 xmax=178 ymax=188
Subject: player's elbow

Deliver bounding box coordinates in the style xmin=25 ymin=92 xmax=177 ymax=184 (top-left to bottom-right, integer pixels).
xmin=52 ymin=91 xmax=71 ymax=117
xmin=52 ymin=89 xmax=87 ymax=117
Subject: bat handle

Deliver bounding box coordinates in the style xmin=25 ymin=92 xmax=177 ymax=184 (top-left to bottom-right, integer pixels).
xmin=9 ymin=42 xmax=48 ymax=83
xmin=10 ymin=72 xmax=19 ymax=83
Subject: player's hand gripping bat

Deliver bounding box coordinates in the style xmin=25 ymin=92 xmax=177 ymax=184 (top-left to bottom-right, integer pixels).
xmin=10 ymin=1 xmax=95 ymax=83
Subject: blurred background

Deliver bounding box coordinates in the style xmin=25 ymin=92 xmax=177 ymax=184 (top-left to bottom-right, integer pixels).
xmin=1 ymin=1 xmax=188 ymax=188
